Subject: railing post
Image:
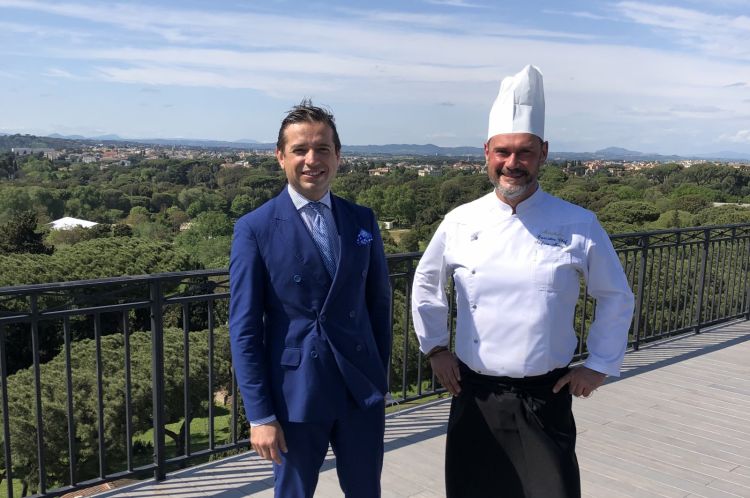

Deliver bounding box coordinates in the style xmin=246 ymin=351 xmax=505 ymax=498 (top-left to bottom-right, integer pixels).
xmin=401 ymin=259 xmax=413 ymax=398
xmin=0 ymin=325 xmax=14 ymax=498
xmin=631 ymin=235 xmax=649 ymax=350
xmin=744 ymin=235 xmax=750 ymax=321
xmin=30 ymin=294 xmax=47 ymax=495
xmin=150 ymin=280 xmax=166 ymax=481
xmin=694 ymin=229 xmax=711 ymax=334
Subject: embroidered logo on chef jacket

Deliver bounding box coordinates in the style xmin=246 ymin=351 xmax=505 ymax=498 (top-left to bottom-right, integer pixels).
xmin=536 ymin=230 xmax=569 ymax=248
xmin=533 ymin=230 xmax=576 ymax=291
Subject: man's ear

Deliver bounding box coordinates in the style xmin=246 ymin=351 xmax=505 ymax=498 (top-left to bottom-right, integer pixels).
xmin=540 ymin=141 xmax=549 ymax=163
xmin=275 ymin=148 xmax=284 ymax=169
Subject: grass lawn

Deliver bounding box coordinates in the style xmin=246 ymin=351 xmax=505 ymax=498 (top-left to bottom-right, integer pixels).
xmin=386 ymin=228 xmax=410 ymax=244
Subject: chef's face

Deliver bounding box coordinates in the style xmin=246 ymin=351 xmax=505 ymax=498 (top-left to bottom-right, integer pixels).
xmin=485 ymin=133 xmax=547 ymax=206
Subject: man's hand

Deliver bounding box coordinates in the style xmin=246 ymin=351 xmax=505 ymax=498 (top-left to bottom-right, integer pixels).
xmin=553 ymin=366 xmax=606 ymax=397
xmin=431 ymin=350 xmax=462 ymax=396
xmin=250 ymin=421 xmax=287 ymax=464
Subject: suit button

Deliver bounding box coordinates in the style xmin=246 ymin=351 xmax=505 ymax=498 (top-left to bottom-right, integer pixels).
xmin=349 ymin=310 xmax=355 ymax=318
xmin=355 ymin=344 xmax=363 ymax=352
xmin=310 ymin=351 xmax=319 ymax=359
xmin=319 ymin=315 xmax=327 ymax=323
xmin=293 ymin=274 xmax=302 ymax=283
xmin=361 ymin=270 xmax=367 ymax=278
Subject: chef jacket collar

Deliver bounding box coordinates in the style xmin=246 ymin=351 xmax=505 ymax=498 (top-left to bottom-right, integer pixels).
xmin=494 ymin=186 xmax=545 ymax=215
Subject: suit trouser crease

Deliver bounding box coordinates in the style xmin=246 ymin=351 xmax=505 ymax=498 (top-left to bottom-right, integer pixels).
xmin=273 ymin=401 xmax=385 ymax=498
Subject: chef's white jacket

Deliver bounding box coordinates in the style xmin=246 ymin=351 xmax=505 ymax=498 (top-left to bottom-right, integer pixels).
xmin=411 ymin=188 xmax=635 ymax=377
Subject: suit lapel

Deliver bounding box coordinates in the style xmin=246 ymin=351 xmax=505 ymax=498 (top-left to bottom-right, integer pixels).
xmin=273 ymin=189 xmax=332 ymax=288
xmin=323 ymin=195 xmax=361 ymax=307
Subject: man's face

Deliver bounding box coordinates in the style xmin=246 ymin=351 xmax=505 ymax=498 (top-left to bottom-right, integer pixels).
xmin=276 ymin=121 xmax=340 ymax=201
xmin=484 ymin=132 xmax=548 ymax=205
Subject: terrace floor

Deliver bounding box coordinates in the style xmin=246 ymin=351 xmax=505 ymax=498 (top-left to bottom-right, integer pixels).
xmin=96 ymin=320 xmax=750 ymax=498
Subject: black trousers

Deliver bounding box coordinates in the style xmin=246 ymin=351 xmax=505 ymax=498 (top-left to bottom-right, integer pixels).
xmin=445 ymin=364 xmax=581 ymax=498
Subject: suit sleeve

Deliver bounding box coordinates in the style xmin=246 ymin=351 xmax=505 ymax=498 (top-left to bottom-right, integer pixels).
xmin=365 ymin=210 xmax=392 ymax=373
xmin=229 ymin=217 xmax=275 ymax=421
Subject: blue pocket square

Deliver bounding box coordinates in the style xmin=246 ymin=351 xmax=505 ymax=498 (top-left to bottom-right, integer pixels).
xmin=356 ymin=229 xmax=373 ymax=246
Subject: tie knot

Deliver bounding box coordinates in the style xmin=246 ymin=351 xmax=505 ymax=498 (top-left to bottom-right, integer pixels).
xmin=307 ymin=202 xmax=325 ymax=215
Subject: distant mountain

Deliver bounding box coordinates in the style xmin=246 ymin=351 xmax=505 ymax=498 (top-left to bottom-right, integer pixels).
xmin=693 ymin=150 xmax=750 ymax=161
xmin=343 ymin=143 xmax=483 ymax=156
xmin=549 ymin=147 xmax=684 ymax=162
xmin=116 ymin=137 xmax=275 ymax=149
xmin=92 ymin=134 xmax=124 ymax=141
xmin=48 ymin=133 xmax=87 ymax=140
xmin=594 ymin=146 xmax=645 ymax=158
xmin=0 ymin=134 xmax=87 ymax=150
xmin=2 ymin=132 xmax=749 ymax=162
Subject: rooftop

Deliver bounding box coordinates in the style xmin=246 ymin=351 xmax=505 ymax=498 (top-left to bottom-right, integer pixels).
xmin=94 ymin=320 xmax=750 ymax=498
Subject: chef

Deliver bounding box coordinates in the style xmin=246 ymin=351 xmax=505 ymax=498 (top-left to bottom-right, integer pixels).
xmin=411 ymin=64 xmax=635 ymax=498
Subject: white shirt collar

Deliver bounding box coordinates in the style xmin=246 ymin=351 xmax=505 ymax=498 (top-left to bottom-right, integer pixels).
xmin=287 ymin=184 xmax=333 ymax=211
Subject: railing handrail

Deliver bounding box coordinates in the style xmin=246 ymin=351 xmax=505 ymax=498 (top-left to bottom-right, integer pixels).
xmin=1 ymin=223 xmax=748 ymax=295
xmin=0 ymin=222 xmax=748 ymax=497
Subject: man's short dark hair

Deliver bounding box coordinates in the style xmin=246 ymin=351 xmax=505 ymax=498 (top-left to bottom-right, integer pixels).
xmin=276 ymin=99 xmax=341 ymax=153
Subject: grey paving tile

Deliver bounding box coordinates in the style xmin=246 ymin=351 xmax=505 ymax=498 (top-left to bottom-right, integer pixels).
xmin=94 ymin=321 xmax=750 ymax=498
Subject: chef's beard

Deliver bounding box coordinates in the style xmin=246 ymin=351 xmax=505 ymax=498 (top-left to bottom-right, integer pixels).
xmin=489 ymin=166 xmax=535 ymax=200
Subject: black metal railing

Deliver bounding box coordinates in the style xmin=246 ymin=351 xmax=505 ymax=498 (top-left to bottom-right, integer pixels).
xmin=0 ymin=223 xmax=748 ymax=497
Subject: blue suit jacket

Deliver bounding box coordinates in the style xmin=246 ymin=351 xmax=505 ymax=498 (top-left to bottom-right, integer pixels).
xmin=229 ymin=188 xmax=392 ymax=423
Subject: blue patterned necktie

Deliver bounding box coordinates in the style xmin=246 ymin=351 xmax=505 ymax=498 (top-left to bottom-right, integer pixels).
xmin=307 ymin=202 xmax=337 ymax=278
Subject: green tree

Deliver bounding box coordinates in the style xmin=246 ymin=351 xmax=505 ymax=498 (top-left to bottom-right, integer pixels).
xmin=598 ymin=201 xmax=660 ymax=226
xmin=0 ymin=211 xmax=53 ymax=255
xmin=694 ymin=205 xmax=750 ymax=226
xmin=230 ymin=194 xmax=255 ymax=217
xmin=0 ymin=327 xmax=232 ymax=494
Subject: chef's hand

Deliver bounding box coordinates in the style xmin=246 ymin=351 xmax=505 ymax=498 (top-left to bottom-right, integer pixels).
xmin=553 ymin=366 xmax=606 ymax=397
xmin=430 ymin=350 xmax=462 ymax=396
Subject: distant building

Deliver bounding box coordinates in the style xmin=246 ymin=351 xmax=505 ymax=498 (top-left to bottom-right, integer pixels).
xmin=11 ymin=147 xmax=55 ymax=156
xmin=418 ymin=166 xmax=440 ymax=177
xmin=49 ymin=217 xmax=98 ymax=230
xmin=368 ymin=167 xmax=391 ymax=176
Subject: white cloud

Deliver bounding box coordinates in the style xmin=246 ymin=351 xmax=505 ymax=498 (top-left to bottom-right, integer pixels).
xmin=615 ymin=2 xmax=750 ymax=61
xmin=424 ymin=0 xmax=484 ymax=8
xmin=542 ymin=9 xmax=614 ymax=21
xmin=719 ymin=130 xmax=750 ymax=143
xmin=44 ymin=67 xmax=78 ymax=79
xmin=2 ymin=0 xmax=750 ymax=151
xmin=668 ymin=104 xmax=724 ymax=114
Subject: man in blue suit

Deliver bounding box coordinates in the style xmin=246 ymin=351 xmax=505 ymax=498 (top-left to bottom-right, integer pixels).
xmin=229 ymin=100 xmax=392 ymax=497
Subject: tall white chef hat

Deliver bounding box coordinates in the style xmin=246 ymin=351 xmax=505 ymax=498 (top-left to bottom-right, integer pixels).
xmin=487 ymin=64 xmax=545 ymax=141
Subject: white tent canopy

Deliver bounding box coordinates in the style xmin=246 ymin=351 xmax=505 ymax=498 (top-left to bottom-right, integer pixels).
xmin=48 ymin=217 xmax=99 ymax=230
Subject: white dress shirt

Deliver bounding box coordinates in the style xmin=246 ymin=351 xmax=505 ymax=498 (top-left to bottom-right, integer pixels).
xmin=411 ymin=188 xmax=635 ymax=378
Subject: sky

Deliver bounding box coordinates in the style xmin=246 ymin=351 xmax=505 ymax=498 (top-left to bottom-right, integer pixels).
xmin=1 ymin=0 xmax=749 ymax=155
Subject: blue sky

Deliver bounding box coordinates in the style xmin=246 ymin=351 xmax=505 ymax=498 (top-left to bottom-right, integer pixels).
xmin=1 ymin=0 xmax=749 ymax=154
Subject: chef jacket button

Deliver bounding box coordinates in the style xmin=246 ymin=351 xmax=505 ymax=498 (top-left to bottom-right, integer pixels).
xmin=355 ymin=344 xmax=363 ymax=352
xmin=473 ymin=339 xmax=478 ymax=344
xmin=310 ymin=351 xmax=319 ymax=359
xmin=293 ymin=274 xmax=302 ymax=283
xmin=320 ymin=315 xmax=327 ymax=323
xmin=471 ymin=304 xmax=477 ymax=310
xmin=471 ymin=270 xmax=476 ymax=275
